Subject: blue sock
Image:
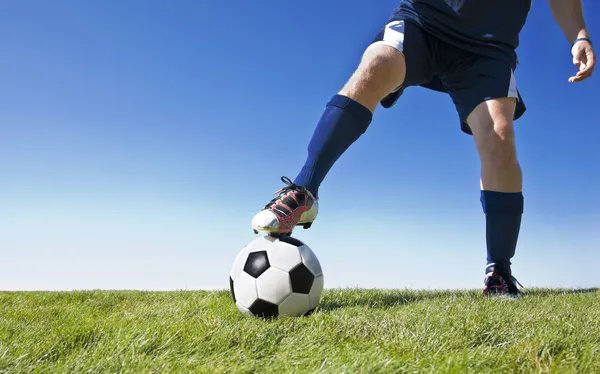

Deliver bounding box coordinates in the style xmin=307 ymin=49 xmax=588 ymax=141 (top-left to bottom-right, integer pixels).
xmin=481 ymin=191 xmax=524 ymax=277
xmin=294 ymin=94 xmax=373 ymax=197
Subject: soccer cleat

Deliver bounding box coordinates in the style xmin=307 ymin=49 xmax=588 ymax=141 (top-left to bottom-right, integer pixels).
xmin=252 ymin=176 xmax=319 ymax=236
xmin=482 ymin=268 xmax=524 ymax=297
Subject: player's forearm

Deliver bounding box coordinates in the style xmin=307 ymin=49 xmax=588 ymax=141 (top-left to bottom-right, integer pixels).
xmin=547 ymin=0 xmax=590 ymax=43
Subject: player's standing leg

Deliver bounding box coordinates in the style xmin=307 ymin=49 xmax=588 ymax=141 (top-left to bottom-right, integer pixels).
xmin=440 ymin=50 xmax=527 ymax=297
xmin=467 ymin=97 xmax=525 ymax=296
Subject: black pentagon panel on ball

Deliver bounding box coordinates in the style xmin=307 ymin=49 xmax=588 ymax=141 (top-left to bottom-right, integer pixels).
xmin=243 ymin=251 xmax=270 ymax=278
xmin=289 ymin=263 xmax=314 ymax=294
xmin=229 ymin=276 xmax=236 ymax=301
xmin=278 ymin=235 xmax=305 ymax=248
xmin=249 ymin=299 xmax=279 ymax=318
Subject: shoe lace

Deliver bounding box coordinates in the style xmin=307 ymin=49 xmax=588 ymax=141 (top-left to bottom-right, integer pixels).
xmin=264 ymin=176 xmax=306 ymax=209
xmin=512 ymin=276 xmax=524 ymax=289
xmin=503 ymin=274 xmax=524 ymax=294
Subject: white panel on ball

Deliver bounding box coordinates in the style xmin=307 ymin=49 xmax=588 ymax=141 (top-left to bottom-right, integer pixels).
xmin=236 ymin=302 xmax=255 ymax=317
xmin=308 ymin=274 xmax=324 ymax=309
xmin=245 ymin=236 xmax=276 ymax=253
xmin=256 ymin=267 xmax=292 ymax=305
xmin=278 ymin=293 xmax=310 ymax=317
xmin=298 ymin=245 xmax=323 ymax=276
xmin=230 ymin=247 xmax=251 ymax=280
xmin=267 ymin=243 xmax=303 ymax=272
xmin=233 ymin=272 xmax=258 ymax=309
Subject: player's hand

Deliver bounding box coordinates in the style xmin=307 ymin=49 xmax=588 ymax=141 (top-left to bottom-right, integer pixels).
xmin=569 ymin=39 xmax=595 ymax=83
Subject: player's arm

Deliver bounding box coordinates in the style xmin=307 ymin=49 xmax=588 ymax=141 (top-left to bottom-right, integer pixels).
xmin=547 ymin=0 xmax=595 ymax=82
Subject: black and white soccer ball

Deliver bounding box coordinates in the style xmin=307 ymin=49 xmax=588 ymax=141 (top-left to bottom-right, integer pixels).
xmin=229 ymin=235 xmax=324 ymax=318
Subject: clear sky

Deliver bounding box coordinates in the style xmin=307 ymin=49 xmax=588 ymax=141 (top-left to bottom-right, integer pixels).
xmin=1 ymin=0 xmax=598 ymax=291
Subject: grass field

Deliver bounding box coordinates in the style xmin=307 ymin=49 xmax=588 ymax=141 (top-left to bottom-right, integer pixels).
xmin=1 ymin=288 xmax=599 ymax=373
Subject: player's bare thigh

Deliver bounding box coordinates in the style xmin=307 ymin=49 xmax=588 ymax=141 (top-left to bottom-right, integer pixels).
xmin=338 ymin=42 xmax=407 ymax=113
xmin=467 ymin=97 xmax=522 ymax=192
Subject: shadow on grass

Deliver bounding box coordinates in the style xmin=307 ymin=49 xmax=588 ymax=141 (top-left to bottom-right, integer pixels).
xmin=317 ymin=287 xmax=599 ymax=312
xmin=317 ymin=288 xmax=472 ymax=311
xmin=522 ymin=287 xmax=599 ymax=297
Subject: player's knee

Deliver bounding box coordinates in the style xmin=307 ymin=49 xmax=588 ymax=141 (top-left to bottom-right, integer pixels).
xmin=340 ymin=43 xmax=406 ymax=109
xmin=360 ymin=43 xmax=406 ymax=86
xmin=478 ymin=119 xmax=518 ymax=167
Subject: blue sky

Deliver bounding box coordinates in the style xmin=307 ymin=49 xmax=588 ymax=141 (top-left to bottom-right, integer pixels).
xmin=1 ymin=0 xmax=598 ymax=291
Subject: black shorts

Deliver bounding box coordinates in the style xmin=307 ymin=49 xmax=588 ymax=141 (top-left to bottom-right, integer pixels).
xmin=372 ymin=19 xmax=527 ymax=135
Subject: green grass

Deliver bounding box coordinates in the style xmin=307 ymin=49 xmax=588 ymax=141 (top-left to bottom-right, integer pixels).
xmin=1 ymin=288 xmax=599 ymax=373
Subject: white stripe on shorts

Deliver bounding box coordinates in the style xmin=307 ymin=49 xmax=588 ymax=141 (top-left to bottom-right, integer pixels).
xmin=508 ymin=69 xmax=518 ymax=99
xmin=376 ymin=20 xmax=406 ymax=52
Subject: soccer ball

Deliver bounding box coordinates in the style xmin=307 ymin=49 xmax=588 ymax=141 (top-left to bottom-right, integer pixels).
xmin=229 ymin=235 xmax=324 ymax=318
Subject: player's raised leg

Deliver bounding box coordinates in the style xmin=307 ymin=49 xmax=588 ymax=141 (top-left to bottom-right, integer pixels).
xmin=293 ymin=42 xmax=408 ymax=196
xmin=252 ymin=21 xmax=420 ymax=235
xmin=467 ymin=97 xmax=525 ymax=296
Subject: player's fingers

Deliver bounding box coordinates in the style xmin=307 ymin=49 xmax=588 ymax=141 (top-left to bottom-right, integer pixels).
xmin=568 ymin=66 xmax=586 ymax=82
xmin=575 ymin=54 xmax=595 ymax=81
xmin=569 ymin=56 xmax=582 ymax=82
xmin=569 ymin=48 xmax=596 ymax=82
xmin=585 ymin=50 xmax=596 ymax=74
xmin=569 ymin=69 xmax=590 ymax=82
xmin=569 ymin=68 xmax=586 ymax=82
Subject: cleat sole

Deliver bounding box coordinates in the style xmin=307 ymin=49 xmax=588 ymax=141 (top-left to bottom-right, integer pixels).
xmin=268 ymin=232 xmax=292 ymax=239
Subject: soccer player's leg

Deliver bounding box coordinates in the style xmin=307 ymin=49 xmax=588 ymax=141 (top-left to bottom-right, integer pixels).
xmin=443 ymin=56 xmax=527 ymax=296
xmin=252 ymin=20 xmax=433 ymax=235
xmin=468 ymin=97 xmax=525 ymax=297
